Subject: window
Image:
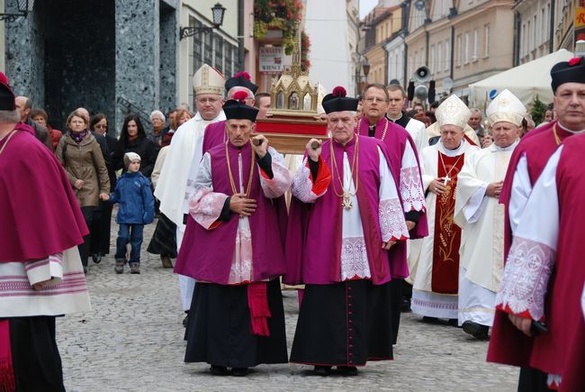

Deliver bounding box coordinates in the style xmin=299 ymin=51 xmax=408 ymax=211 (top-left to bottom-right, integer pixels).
xmin=437 ymin=42 xmax=443 ymax=74
xmin=527 ymin=20 xmax=532 ymax=54
xmin=456 ymin=34 xmax=462 ymax=66
xmin=430 ymin=45 xmax=436 ymax=71
xmin=204 ymin=31 xmax=213 ymax=65
xmin=215 ymin=35 xmax=224 ymax=73
xmin=445 ymin=39 xmax=450 ymax=71
xmin=192 ymin=20 xmax=203 ymax=71
xmin=473 ymin=28 xmax=479 ymax=61
xmin=541 ymin=7 xmax=547 ymax=45
xmin=484 ymin=25 xmax=490 ymax=58
xmin=225 ymin=44 xmax=233 ymax=77
xmin=464 ymin=32 xmax=470 ymax=64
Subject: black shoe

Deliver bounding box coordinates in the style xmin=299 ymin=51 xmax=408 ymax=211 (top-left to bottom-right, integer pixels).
xmin=182 ymin=313 xmax=189 ymax=328
xmin=336 ymin=366 xmax=358 ymax=376
xmin=83 ymin=266 xmax=88 ymax=274
xmin=231 ymin=367 xmax=249 ymax=377
xmin=421 ymin=316 xmax=439 ymax=324
xmin=448 ymin=318 xmax=460 ymax=327
xmin=209 ymin=365 xmax=229 ymax=376
xmin=92 ymin=253 xmax=102 ymax=264
xmin=462 ymin=321 xmax=490 ymax=340
xmin=312 ymin=366 xmax=332 ymax=376
xmin=400 ymin=298 xmax=411 ymax=313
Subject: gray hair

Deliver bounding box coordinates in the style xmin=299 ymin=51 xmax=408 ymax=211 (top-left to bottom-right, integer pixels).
xmin=150 ymin=110 xmax=165 ymax=121
xmin=469 ymin=108 xmax=483 ymax=118
xmin=0 ymin=109 xmax=21 ymax=123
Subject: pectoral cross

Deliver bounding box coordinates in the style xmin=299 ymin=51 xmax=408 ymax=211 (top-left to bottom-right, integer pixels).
xmin=342 ymin=193 xmax=353 ymax=210
xmin=443 ymin=175 xmax=450 ymax=185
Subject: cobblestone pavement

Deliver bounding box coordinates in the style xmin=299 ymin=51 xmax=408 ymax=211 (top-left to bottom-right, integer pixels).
xmin=57 ymin=217 xmax=519 ymax=392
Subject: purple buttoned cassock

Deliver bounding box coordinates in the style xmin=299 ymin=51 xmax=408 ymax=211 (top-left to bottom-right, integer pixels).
xmin=357 ymin=116 xmax=429 ymax=264
xmin=284 ymin=134 xmax=407 ymax=286
xmin=174 ymin=142 xmax=286 ymax=284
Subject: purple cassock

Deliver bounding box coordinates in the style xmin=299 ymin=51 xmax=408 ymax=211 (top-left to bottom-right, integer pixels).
xmin=174 ymin=142 xmax=286 ymax=284
xmin=285 ymin=134 xmax=406 ymax=286
xmin=357 ymin=116 xmax=428 ymax=241
xmin=202 ymin=120 xmax=227 ymax=153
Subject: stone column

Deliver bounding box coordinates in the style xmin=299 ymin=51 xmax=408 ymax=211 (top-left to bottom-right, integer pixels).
xmin=115 ymin=0 xmax=160 ymax=131
xmin=159 ymin=3 xmax=179 ymax=114
xmin=5 ymin=12 xmax=44 ymax=105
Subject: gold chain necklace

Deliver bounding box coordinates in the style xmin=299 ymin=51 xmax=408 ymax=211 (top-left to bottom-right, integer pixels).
xmin=330 ymin=136 xmax=359 ymax=210
xmin=552 ymin=124 xmax=562 ymax=146
xmin=225 ymin=141 xmax=255 ymax=199
xmin=438 ymin=150 xmax=464 ymax=185
xmin=379 ymin=118 xmax=390 ymax=141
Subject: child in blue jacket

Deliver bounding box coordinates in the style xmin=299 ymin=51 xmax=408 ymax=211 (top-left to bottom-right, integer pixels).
xmin=110 ymin=152 xmax=155 ymax=274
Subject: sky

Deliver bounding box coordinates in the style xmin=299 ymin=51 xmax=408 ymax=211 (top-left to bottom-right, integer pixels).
xmin=359 ymin=0 xmax=378 ymax=19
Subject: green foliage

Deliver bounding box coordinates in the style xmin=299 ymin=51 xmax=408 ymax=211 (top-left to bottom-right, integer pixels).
xmin=253 ymin=0 xmax=303 ymax=55
xmin=530 ymin=95 xmax=548 ymax=125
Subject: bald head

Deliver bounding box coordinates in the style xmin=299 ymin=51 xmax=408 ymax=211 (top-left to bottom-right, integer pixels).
xmin=15 ymin=96 xmax=31 ymax=122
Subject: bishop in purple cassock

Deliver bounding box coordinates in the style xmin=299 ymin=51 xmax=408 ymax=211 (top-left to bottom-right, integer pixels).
xmin=286 ymin=87 xmax=409 ymax=376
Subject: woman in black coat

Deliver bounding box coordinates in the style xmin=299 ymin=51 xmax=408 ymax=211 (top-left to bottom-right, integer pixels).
xmin=117 ymin=114 xmax=159 ymax=178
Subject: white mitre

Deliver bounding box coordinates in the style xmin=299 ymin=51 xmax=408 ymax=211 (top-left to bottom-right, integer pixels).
xmin=193 ymin=64 xmax=225 ymax=96
xmin=486 ymin=89 xmax=526 ymax=127
xmin=435 ymin=95 xmax=471 ymax=130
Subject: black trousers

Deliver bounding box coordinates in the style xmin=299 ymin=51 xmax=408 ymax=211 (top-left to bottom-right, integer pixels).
xmin=78 ymin=206 xmax=95 ymax=267
xmin=8 ymin=316 xmax=65 ymax=392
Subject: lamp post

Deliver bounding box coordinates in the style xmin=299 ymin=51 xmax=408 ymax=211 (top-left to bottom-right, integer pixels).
xmin=180 ymin=3 xmax=226 ymax=40
xmin=0 ymin=0 xmax=35 ymax=22
xmin=362 ymin=57 xmax=370 ymax=84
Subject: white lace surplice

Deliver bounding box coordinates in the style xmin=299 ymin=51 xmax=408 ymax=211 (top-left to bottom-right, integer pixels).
xmin=399 ymin=141 xmax=426 ymax=213
xmin=496 ymin=148 xmax=561 ymax=320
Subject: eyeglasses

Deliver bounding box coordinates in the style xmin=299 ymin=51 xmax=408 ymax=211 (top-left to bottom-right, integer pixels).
xmin=95 ymin=124 xmax=107 ymax=129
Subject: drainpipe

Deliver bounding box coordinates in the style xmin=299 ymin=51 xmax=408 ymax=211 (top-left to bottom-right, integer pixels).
xmin=238 ymin=0 xmax=245 ymax=70
xmin=425 ymin=30 xmax=430 ymax=66
xmin=404 ymin=37 xmax=408 ymax=87
xmin=450 ymin=25 xmax=455 ymax=80
xmin=513 ymin=11 xmax=520 ymax=66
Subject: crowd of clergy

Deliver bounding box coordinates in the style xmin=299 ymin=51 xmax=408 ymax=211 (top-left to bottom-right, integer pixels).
xmin=1 ymin=54 xmax=583 ymax=391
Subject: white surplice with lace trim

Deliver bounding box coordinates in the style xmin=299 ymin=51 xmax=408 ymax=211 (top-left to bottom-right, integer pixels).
xmin=496 ymin=147 xmax=562 ymax=321
xmin=189 ymin=147 xmax=291 ymax=285
xmin=399 ymin=140 xmax=427 ymax=214
xmin=292 ymin=146 xmax=409 ymax=281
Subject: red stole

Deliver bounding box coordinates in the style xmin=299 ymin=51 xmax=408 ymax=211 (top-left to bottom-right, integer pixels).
xmin=431 ymin=152 xmax=465 ymax=294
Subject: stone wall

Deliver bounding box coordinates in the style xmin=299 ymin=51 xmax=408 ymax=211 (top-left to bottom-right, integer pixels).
xmin=4 ymin=0 xmax=177 ymax=136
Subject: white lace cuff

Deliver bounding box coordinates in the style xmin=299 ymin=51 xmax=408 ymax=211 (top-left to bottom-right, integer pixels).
xmin=379 ymin=197 xmax=409 ymax=241
xmin=495 ymin=236 xmax=555 ymax=320
xmin=400 ymin=166 xmax=426 ymax=212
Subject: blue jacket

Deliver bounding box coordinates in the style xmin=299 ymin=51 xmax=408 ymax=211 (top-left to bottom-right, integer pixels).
xmin=110 ymin=171 xmax=155 ymax=224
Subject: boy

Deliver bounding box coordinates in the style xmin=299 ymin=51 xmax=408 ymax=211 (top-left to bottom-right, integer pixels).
xmin=110 ymin=152 xmax=155 ymax=274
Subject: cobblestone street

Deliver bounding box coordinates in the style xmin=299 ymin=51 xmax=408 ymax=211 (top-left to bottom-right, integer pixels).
xmin=57 ymin=217 xmax=519 ymax=391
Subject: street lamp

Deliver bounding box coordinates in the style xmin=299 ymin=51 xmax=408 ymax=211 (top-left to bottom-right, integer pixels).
xmin=0 ymin=0 xmax=35 ymax=22
xmin=362 ymin=58 xmax=370 ymax=84
xmin=180 ymin=3 xmax=226 ymax=40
